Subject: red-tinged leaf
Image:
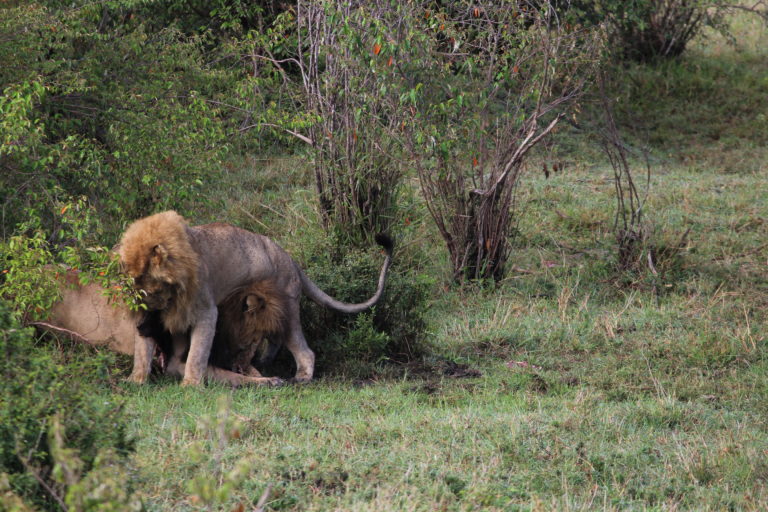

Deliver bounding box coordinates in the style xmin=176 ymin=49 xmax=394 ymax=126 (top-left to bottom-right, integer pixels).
xmin=512 ymin=65 xmax=520 ymax=73
xmin=373 ymin=43 xmax=382 ymax=56
xmin=387 ymin=56 xmax=393 ymax=67
xmin=473 ymin=7 xmax=480 ymax=17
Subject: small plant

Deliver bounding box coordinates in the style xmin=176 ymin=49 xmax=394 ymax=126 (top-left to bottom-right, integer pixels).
xmin=48 ymin=415 xmax=142 ymax=512
xmin=598 ymin=74 xmax=651 ymax=273
xmin=185 ymin=395 xmax=268 ymax=511
xmin=0 ymin=301 xmax=134 ymax=510
xmin=299 ymin=243 xmax=432 ymax=376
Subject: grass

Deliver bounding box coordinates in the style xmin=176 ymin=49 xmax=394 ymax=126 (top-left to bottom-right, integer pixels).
xmin=101 ymin=17 xmax=768 ymax=511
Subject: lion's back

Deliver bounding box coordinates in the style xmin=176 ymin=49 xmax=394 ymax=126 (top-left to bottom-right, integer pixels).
xmin=47 ymin=282 xmax=137 ymax=355
xmin=189 ymin=222 xmax=301 ymax=297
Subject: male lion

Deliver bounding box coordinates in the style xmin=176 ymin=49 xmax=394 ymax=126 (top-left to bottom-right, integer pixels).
xmin=209 ymin=279 xmax=287 ymax=377
xmin=118 ymin=210 xmax=392 ymax=386
xmin=34 ymin=273 xmax=286 ymax=387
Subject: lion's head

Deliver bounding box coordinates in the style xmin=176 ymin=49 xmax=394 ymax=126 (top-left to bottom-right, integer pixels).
xmin=118 ymin=211 xmax=200 ymax=333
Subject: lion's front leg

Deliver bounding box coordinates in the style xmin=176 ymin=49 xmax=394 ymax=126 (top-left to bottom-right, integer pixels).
xmin=127 ymin=334 xmax=155 ymax=384
xmin=182 ymin=306 xmax=217 ymax=386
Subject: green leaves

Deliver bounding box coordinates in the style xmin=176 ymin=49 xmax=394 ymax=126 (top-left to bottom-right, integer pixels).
xmin=0 ymin=302 xmax=134 ymax=509
xmin=0 ymin=81 xmax=46 ymax=158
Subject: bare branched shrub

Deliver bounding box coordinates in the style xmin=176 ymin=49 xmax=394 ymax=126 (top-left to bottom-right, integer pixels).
xmin=294 ymin=1 xmax=405 ymax=242
xmin=598 ymin=74 xmax=651 ymax=272
xmin=614 ymin=0 xmax=708 ymax=60
xmin=398 ymin=1 xmax=601 ymax=282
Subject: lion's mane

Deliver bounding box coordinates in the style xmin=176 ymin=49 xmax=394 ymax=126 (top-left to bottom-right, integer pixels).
xmin=118 ymin=210 xmax=200 ymax=334
xmin=213 ymin=279 xmax=287 ymax=373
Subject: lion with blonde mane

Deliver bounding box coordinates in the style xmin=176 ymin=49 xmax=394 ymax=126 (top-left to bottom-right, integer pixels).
xmin=118 ymin=211 xmax=392 ymax=386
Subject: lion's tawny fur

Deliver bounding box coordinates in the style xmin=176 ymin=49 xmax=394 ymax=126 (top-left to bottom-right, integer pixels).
xmin=118 ymin=211 xmax=200 ymax=334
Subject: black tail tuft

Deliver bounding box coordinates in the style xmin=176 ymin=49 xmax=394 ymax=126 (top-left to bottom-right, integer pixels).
xmin=374 ymin=233 xmax=394 ymax=255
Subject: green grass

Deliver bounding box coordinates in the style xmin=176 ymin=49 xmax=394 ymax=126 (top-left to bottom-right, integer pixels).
xmin=109 ymin=19 xmax=768 ymax=512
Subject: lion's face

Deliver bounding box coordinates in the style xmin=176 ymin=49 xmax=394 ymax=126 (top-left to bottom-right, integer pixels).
xmin=118 ymin=212 xmax=202 ymax=335
xmin=133 ymin=273 xmax=178 ymax=311
xmin=119 ymin=243 xmax=179 ymax=311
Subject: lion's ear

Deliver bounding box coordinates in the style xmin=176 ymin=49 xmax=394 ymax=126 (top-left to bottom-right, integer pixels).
xmin=245 ymin=294 xmax=264 ymax=313
xmin=150 ymin=244 xmax=169 ymax=268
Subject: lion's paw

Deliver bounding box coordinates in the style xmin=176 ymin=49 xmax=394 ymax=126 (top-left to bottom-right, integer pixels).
xmin=125 ymin=373 xmax=148 ymax=384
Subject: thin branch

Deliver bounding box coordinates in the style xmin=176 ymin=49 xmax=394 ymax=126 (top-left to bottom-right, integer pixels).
xmin=239 ymin=123 xmax=313 ymax=145
xmin=29 ymin=322 xmax=93 ymax=345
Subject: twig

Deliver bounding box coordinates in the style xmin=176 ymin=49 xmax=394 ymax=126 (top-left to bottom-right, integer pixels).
xmin=239 ymin=123 xmax=313 ymax=145
xmin=237 ymin=207 xmax=272 ymax=232
xmin=17 ymin=448 xmax=68 ymax=511
xmin=647 ymin=250 xmax=658 ymax=276
xmin=29 ymin=322 xmax=93 ymax=345
xmin=253 ymin=483 xmax=273 ymax=512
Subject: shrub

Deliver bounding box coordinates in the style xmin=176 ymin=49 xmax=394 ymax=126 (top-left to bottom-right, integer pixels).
xmin=400 ymin=0 xmax=600 ymax=282
xmin=292 ymin=1 xmax=407 ymax=243
xmin=298 ymin=242 xmax=433 ymax=377
xmin=0 ymin=302 xmax=134 ymax=509
xmin=0 ymin=4 xmax=231 ymax=238
xmin=566 ymin=0 xmax=730 ymax=61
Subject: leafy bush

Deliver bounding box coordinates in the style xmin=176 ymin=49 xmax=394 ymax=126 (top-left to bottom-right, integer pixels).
xmin=398 ymin=0 xmax=600 ymax=282
xmin=298 ymin=243 xmax=433 ymax=377
xmin=0 ymin=200 xmax=139 ymax=323
xmin=0 ymin=3 xmax=232 ymax=238
xmin=286 ymin=1 xmax=407 ymax=243
xmin=0 ymin=302 xmax=134 ymax=509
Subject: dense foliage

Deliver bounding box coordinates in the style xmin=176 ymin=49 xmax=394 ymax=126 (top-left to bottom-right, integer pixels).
xmin=0 ymin=302 xmax=134 ymax=509
xmin=0 ymin=2 xmax=232 ymax=239
xmin=300 ymin=244 xmax=433 ymax=377
xmin=565 ymin=0 xmax=733 ymax=61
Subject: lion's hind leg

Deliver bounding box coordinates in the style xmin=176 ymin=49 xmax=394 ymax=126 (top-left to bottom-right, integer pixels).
xmin=282 ymin=303 xmax=315 ymax=383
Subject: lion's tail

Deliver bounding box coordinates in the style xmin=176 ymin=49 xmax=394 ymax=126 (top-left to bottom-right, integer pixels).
xmin=299 ymin=233 xmax=393 ymax=314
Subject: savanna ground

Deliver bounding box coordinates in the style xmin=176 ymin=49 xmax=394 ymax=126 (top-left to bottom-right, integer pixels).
xmin=114 ymin=19 xmax=768 ymax=511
